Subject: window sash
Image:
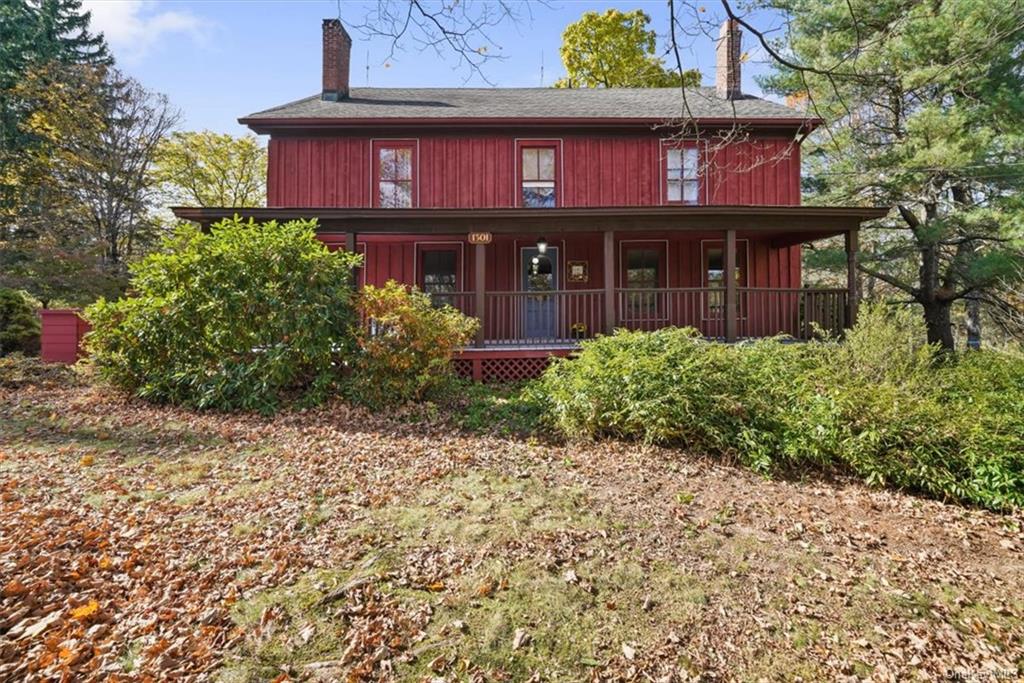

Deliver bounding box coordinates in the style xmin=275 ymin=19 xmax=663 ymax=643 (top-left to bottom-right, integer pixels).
xmin=520 ymin=145 xmax=557 ymax=207
xmin=625 ymin=248 xmax=661 ymax=289
xmin=378 ymin=180 xmax=412 ymax=208
xmin=666 ymin=147 xmax=700 ymax=203
xmin=378 ymin=146 xmax=413 ymax=182
xmin=522 ymin=147 xmax=555 ymax=182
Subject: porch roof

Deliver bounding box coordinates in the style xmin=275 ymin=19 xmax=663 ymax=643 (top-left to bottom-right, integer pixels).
xmin=171 ymin=205 xmax=888 ymax=236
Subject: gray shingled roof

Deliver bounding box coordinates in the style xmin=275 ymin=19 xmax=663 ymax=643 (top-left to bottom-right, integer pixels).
xmin=241 ymin=87 xmax=807 ymax=122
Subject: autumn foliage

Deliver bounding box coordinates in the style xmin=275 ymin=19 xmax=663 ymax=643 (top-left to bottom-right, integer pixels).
xmin=349 ymin=281 xmax=478 ymax=409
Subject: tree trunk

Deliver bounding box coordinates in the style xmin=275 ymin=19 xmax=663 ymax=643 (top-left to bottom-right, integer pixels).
xmin=923 ymin=299 xmax=955 ymax=351
xmin=965 ymin=294 xmax=982 ymax=350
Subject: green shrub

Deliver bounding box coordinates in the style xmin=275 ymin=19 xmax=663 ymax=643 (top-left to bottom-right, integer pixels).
xmin=0 ymin=288 xmax=41 ymax=356
xmin=347 ymin=281 xmax=478 ymax=409
xmin=538 ymin=304 xmax=1024 ymax=511
xmin=85 ymin=217 xmax=361 ymax=412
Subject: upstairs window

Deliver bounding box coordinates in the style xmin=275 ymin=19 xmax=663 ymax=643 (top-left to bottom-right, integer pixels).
xmin=374 ymin=141 xmax=416 ymax=208
xmin=665 ymin=146 xmax=700 ymax=204
xmin=520 ymin=144 xmax=557 ymax=208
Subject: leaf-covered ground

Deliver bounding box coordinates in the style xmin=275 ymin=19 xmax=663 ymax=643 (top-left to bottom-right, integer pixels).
xmin=1 ymin=381 xmax=1022 ymax=681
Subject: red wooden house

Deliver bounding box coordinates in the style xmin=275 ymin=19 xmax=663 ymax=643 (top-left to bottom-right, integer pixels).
xmin=173 ymin=19 xmax=885 ymax=381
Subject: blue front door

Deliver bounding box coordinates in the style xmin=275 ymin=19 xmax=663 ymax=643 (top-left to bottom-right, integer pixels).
xmin=522 ymin=247 xmax=559 ymax=340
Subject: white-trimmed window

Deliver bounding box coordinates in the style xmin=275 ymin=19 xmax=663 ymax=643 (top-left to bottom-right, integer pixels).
xmin=666 ymin=147 xmax=700 ymax=204
xmin=520 ymin=146 xmax=557 ymax=208
xmin=374 ymin=141 xmax=416 ymax=208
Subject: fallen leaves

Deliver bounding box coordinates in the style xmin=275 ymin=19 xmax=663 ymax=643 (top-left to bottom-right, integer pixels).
xmin=1 ymin=383 xmax=1022 ymax=682
xmin=70 ymin=600 xmax=99 ymax=621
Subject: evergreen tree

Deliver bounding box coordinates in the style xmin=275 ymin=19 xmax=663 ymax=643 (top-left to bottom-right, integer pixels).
xmin=0 ymin=287 xmax=40 ymax=355
xmin=33 ymin=0 xmax=111 ymax=66
xmin=760 ymin=0 xmax=1024 ymax=349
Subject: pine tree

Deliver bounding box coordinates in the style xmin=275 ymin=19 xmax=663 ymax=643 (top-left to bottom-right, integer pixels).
xmin=762 ymin=0 xmax=1024 ymax=349
xmin=33 ymin=0 xmax=111 ymax=66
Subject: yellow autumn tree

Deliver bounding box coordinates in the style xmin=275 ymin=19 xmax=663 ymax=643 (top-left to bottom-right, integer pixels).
xmin=555 ymin=9 xmax=701 ymax=88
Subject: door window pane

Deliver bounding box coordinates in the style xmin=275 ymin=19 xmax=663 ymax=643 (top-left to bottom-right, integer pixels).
xmin=705 ymin=244 xmax=746 ymax=313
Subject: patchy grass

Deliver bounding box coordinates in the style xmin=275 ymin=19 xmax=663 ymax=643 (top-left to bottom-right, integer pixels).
xmin=1 ymin=382 xmax=1022 ymax=682
xmin=436 ymin=379 xmax=545 ymax=437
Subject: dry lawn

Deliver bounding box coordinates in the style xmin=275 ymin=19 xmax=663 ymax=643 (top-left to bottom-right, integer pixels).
xmin=1 ymin=379 xmax=1022 ymax=681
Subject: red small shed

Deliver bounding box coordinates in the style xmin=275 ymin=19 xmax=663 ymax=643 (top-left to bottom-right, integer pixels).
xmin=40 ymin=309 xmax=90 ymax=364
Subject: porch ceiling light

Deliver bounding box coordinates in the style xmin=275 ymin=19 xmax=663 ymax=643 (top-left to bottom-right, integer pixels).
xmin=536 ymin=236 xmax=548 ymax=254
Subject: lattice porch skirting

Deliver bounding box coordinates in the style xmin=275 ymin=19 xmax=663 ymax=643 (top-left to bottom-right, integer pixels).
xmin=453 ymin=348 xmax=576 ymax=383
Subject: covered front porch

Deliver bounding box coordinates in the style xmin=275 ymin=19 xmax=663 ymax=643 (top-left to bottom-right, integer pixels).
xmin=172 ymin=205 xmax=887 ymax=371
xmin=434 ymin=284 xmax=850 ymax=346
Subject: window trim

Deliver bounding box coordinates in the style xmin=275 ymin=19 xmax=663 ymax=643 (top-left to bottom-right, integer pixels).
xmin=660 ymin=139 xmax=705 ymax=205
xmin=371 ymin=139 xmax=418 ymax=208
xmin=515 ymin=138 xmax=562 ymax=208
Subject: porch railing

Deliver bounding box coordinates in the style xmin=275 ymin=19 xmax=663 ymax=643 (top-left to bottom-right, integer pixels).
xmin=428 ymin=291 xmax=476 ymax=317
xmin=738 ymin=288 xmax=847 ymax=340
xmin=429 ymin=287 xmax=847 ymax=346
xmin=616 ymin=288 xmax=725 ymax=337
xmin=483 ymin=289 xmax=604 ymax=346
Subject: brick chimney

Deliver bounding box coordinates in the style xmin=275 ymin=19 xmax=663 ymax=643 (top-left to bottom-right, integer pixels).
xmin=715 ymin=19 xmax=742 ymax=100
xmin=322 ymin=18 xmax=352 ymax=101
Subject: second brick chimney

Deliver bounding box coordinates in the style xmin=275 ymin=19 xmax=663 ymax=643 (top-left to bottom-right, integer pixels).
xmin=715 ymin=19 xmax=742 ymax=100
xmin=322 ymin=18 xmax=352 ymax=101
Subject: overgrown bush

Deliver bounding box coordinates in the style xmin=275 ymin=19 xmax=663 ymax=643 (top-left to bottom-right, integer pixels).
xmin=347 ymin=281 xmax=478 ymax=409
xmin=86 ymin=218 xmax=361 ymax=412
xmin=538 ymin=303 xmax=1024 ymax=511
xmin=0 ymin=288 xmax=40 ymax=356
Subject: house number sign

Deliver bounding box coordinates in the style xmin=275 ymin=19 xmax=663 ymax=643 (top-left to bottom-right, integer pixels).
xmin=468 ymin=232 xmax=492 ymax=245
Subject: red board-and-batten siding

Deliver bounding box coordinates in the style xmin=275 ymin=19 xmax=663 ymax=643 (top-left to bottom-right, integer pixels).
xmin=267 ymin=135 xmax=801 ymax=208
xmin=39 ymin=309 xmax=90 ymax=364
xmin=268 ymin=132 xmax=803 ymax=293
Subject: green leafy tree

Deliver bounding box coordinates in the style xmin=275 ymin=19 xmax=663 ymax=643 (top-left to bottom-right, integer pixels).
xmin=1 ymin=0 xmax=110 ymax=236
xmin=0 ymin=287 xmax=40 ymax=355
xmin=1 ymin=62 xmax=176 ymax=302
xmin=86 ymin=218 xmax=362 ymax=412
xmin=759 ymin=0 xmax=1024 ymax=349
xmin=153 ymin=131 xmax=267 ymax=207
xmin=555 ymin=9 xmax=701 ymax=89
xmin=0 ymin=238 xmax=121 ymax=308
